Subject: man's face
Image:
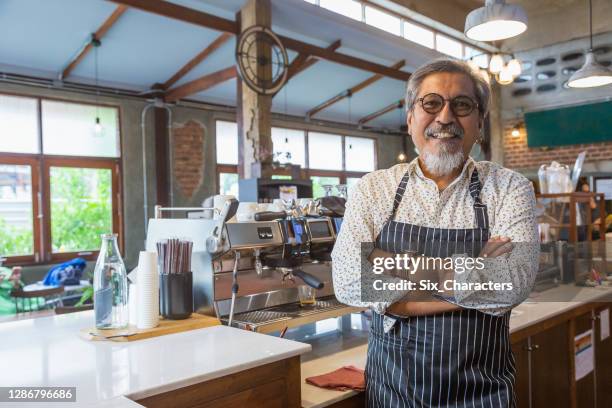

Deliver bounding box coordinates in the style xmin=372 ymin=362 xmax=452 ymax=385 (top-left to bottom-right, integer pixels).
xmin=407 ymin=72 xmax=482 ymax=175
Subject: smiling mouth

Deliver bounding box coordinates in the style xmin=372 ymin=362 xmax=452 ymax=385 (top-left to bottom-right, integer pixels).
xmin=428 ymin=132 xmax=461 ymax=140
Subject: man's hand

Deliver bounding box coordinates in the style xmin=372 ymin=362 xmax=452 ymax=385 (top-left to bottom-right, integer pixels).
xmin=479 ymin=236 xmax=514 ymax=258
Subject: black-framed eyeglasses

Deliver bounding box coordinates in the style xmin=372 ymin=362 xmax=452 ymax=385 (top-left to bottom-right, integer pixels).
xmin=416 ymin=93 xmax=479 ymax=117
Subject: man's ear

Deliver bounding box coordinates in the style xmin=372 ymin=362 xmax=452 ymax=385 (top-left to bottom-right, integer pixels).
xmin=407 ymin=110 xmax=413 ymax=134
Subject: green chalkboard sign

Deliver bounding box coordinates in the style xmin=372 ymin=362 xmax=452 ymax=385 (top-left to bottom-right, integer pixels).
xmin=525 ymin=101 xmax=612 ymax=147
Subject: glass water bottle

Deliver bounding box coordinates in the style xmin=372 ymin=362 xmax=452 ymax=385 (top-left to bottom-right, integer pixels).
xmin=93 ymin=233 xmax=128 ymax=329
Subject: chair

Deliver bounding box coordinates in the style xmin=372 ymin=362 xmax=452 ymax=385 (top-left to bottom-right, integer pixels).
xmin=10 ymin=286 xmax=64 ymax=315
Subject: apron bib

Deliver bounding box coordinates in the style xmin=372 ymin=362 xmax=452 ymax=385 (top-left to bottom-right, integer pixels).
xmin=366 ymin=168 xmax=516 ymax=408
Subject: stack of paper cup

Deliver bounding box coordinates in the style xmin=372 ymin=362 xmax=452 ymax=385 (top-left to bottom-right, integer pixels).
xmin=128 ymin=282 xmax=138 ymax=326
xmin=136 ymin=251 xmax=159 ymax=329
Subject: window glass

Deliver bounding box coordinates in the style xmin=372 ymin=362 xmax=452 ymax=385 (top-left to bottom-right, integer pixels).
xmin=0 ymin=165 xmax=34 ymax=256
xmin=465 ymin=46 xmax=489 ymax=69
xmin=319 ymin=0 xmax=362 ymax=21
xmin=0 ymin=95 xmax=39 ymax=154
xmin=272 ymin=175 xmax=292 ymax=180
xmin=345 ymin=136 xmax=375 ymax=172
xmin=219 ymin=172 xmax=239 ymax=196
xmin=308 ymin=132 xmax=342 ymax=170
xmin=50 ymin=167 xmax=112 ymax=253
xmin=310 ymin=176 xmax=341 ymax=199
xmin=364 ymin=6 xmax=400 ymax=36
xmin=216 ymin=121 xmax=238 ymax=165
xmin=346 ymin=177 xmax=361 ymax=197
xmin=436 ymin=34 xmax=463 ymax=59
xmin=41 ymin=101 xmax=119 ymax=157
xmin=403 ymin=21 xmax=434 ymax=48
xmin=271 ymin=127 xmax=306 ymax=167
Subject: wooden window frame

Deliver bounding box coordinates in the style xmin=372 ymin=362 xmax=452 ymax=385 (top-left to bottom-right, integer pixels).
xmin=0 ymin=154 xmax=42 ymax=265
xmin=0 ymin=92 xmax=123 ymax=266
xmin=42 ymin=156 xmax=122 ymax=264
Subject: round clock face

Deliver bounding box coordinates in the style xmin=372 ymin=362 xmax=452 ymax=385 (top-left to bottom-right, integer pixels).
xmin=235 ymin=26 xmax=288 ymax=95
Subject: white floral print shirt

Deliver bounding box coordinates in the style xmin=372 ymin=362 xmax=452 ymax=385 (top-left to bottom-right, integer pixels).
xmin=331 ymin=157 xmax=539 ymax=332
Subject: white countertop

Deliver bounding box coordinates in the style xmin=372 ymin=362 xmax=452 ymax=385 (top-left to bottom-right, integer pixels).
xmin=0 ymin=311 xmax=311 ymax=408
xmin=300 ymin=284 xmax=612 ymax=408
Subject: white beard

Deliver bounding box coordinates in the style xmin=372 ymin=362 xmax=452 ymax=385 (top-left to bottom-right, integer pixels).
xmin=421 ymin=146 xmax=465 ymax=177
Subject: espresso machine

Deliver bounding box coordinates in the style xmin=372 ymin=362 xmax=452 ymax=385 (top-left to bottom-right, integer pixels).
xmin=145 ymin=198 xmax=360 ymax=334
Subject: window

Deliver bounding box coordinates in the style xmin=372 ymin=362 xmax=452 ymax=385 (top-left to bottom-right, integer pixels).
xmin=216 ymin=121 xmax=239 ymax=196
xmin=49 ymin=166 xmax=112 ymax=253
xmin=0 ymin=94 xmax=122 ymax=265
xmin=364 ymin=6 xmax=401 ymax=36
xmin=308 ymin=132 xmax=343 ymax=170
xmin=214 ymin=122 xmax=377 ymax=201
xmin=216 ymin=121 xmax=238 ymax=165
xmin=271 ymin=127 xmax=306 ymax=167
xmin=345 ymin=136 xmax=375 ymax=172
xmin=0 ymin=95 xmax=39 ymax=154
xmin=219 ymin=172 xmax=239 ymax=196
xmin=310 ymin=176 xmax=341 ymax=199
xmin=319 ymin=0 xmax=362 ymax=21
xmin=41 ymin=101 xmax=120 ymax=157
xmin=0 ymin=164 xmax=35 ymax=257
xmin=346 ymin=177 xmax=361 ymax=196
xmin=403 ymin=21 xmax=434 ymax=48
xmin=436 ymin=34 xmax=463 ymax=59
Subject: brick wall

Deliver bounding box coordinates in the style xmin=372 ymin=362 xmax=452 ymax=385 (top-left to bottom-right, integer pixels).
xmin=503 ymin=119 xmax=612 ymax=170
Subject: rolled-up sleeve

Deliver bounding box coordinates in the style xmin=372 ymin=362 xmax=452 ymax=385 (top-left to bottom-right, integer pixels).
xmin=450 ymin=174 xmax=539 ymax=315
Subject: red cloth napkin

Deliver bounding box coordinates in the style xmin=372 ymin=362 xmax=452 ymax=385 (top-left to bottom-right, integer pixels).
xmin=305 ymin=365 xmax=365 ymax=392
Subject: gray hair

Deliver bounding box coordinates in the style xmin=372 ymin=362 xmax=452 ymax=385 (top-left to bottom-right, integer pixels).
xmin=405 ymin=58 xmax=491 ymax=118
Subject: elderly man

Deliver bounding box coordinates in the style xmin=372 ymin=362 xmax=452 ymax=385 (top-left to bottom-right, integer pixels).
xmin=332 ymin=59 xmax=538 ymax=407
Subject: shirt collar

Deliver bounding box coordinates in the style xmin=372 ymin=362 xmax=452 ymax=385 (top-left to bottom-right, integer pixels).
xmin=408 ymin=155 xmax=476 ymax=183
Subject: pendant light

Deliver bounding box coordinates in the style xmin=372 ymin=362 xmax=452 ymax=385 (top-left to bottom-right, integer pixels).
xmin=465 ymin=0 xmax=528 ymax=42
xmin=92 ymin=35 xmax=103 ymax=136
xmin=567 ymin=0 xmax=612 ymax=88
xmin=507 ymin=58 xmax=522 ymax=77
xmin=489 ymin=54 xmax=505 ymax=74
xmin=497 ymin=66 xmax=514 ymax=85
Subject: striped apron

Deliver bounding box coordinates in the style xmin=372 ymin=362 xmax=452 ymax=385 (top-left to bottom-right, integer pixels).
xmin=366 ymin=168 xmax=516 ymax=408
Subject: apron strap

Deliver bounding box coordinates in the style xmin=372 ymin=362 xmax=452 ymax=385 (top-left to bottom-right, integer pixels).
xmin=389 ymin=165 xmax=490 ymax=230
xmin=469 ymin=168 xmax=489 ymax=230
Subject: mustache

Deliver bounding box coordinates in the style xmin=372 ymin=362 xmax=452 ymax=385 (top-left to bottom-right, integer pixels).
xmin=425 ymin=123 xmax=464 ymax=138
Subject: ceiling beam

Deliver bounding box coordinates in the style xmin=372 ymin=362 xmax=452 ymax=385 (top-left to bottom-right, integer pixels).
xmin=279 ymin=36 xmax=411 ymax=82
xmin=165 ymin=65 xmax=237 ymax=102
xmin=163 ymin=32 xmax=232 ymax=90
xmin=109 ymin=0 xmax=238 ymax=33
xmin=110 ymin=0 xmax=411 ymax=82
xmin=287 ymin=39 xmax=341 ymax=80
xmin=358 ymin=99 xmax=404 ymax=125
xmin=60 ymin=5 xmax=127 ymax=80
xmin=307 ymin=59 xmax=405 ymax=118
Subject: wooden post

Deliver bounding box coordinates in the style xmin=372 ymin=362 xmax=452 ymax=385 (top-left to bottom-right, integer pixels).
xmin=237 ymin=0 xmax=274 ymax=180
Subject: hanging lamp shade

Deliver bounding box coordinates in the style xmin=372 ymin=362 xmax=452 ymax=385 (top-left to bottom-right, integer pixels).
xmin=465 ymin=0 xmax=528 ymax=42
xmin=488 ymin=54 xmax=505 ymax=74
xmin=507 ymin=58 xmax=522 ymax=77
xmin=567 ymin=51 xmax=612 ymax=88
xmin=566 ymin=0 xmax=612 ymax=89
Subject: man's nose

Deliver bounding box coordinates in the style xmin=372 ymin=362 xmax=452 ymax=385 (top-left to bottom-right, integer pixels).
xmin=436 ymin=101 xmax=456 ymax=125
